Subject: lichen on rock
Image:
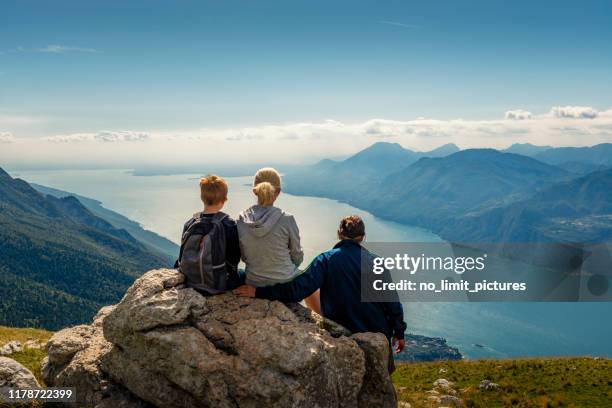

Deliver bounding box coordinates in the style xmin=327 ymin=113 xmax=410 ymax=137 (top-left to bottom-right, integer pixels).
xmin=0 ymin=356 xmax=40 ymax=390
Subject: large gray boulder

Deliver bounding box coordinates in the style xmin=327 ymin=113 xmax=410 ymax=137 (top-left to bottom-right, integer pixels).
xmin=43 ymin=268 xmax=396 ymax=408
xmin=42 ymin=306 xmax=149 ymax=407
xmin=0 ymin=356 xmax=41 ymax=402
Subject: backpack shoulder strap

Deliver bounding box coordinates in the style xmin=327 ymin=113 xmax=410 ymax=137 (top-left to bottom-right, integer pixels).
xmin=182 ymin=214 xmax=203 ymax=239
xmin=212 ymin=212 xmax=229 ymax=223
xmin=175 ymin=214 xmax=202 ymax=268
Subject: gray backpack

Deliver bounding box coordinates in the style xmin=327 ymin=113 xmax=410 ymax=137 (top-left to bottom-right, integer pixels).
xmin=177 ymin=212 xmax=229 ymax=295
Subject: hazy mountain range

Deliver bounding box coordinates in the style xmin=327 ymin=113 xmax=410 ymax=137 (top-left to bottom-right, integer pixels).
xmin=285 ymin=142 xmax=460 ymax=199
xmin=504 ymin=142 xmax=612 ymax=174
xmin=0 ymin=168 xmax=175 ymax=329
xmin=285 ymin=142 xmax=612 ymax=244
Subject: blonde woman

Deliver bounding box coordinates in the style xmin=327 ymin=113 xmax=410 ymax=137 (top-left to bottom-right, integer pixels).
xmin=237 ymin=168 xmax=320 ymax=312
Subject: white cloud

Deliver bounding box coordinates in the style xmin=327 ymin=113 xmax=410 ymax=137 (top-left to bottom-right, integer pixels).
xmin=505 ymin=109 xmax=532 ymax=120
xmin=45 ymin=130 xmax=150 ymax=143
xmin=2 ymin=106 xmax=611 ymax=168
xmin=0 ymin=132 xmax=15 ymax=143
xmin=551 ymin=106 xmax=598 ymax=119
xmin=17 ymin=45 xmax=97 ymax=54
xmin=600 ymin=108 xmax=612 ymax=117
xmin=363 ymin=118 xmax=413 ymax=136
xmin=226 ymin=132 xmax=265 ymax=142
xmin=222 ymin=119 xmax=346 ymax=142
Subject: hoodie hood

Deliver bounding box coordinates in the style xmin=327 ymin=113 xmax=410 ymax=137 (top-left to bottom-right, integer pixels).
xmin=238 ymin=205 xmax=283 ymax=237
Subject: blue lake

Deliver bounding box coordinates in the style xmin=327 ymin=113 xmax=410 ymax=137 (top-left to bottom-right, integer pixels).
xmin=16 ymin=169 xmax=612 ymax=359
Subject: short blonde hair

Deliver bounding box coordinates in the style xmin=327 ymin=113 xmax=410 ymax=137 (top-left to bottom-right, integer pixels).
xmin=200 ymin=175 xmax=228 ymax=205
xmin=253 ymin=167 xmax=281 ymax=206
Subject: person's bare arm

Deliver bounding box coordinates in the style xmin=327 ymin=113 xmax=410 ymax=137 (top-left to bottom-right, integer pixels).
xmin=304 ymin=290 xmax=321 ymax=314
xmin=233 ymin=285 xmax=256 ymax=297
xmin=235 ymin=254 xmax=327 ymax=303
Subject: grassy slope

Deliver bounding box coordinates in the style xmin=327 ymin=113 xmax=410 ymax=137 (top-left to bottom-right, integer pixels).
xmin=2 ymin=327 xmax=611 ymax=407
xmin=0 ymin=326 xmax=52 ymax=386
xmin=0 ymin=326 xmax=52 ymax=345
xmin=393 ymin=358 xmax=612 ymax=407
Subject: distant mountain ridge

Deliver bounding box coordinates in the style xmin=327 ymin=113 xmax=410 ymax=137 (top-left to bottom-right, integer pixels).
xmin=341 ymin=142 xmax=460 ymax=175
xmin=285 ymin=142 xmax=612 ymax=244
xmin=0 ymin=167 xmax=171 ymax=330
xmin=284 ymin=142 xmax=460 ymax=200
xmin=367 ymin=149 xmax=569 ymax=229
xmin=502 ymin=143 xmax=612 ymax=174
xmin=533 ymin=143 xmax=612 ymax=171
xmin=503 ymin=143 xmax=553 ymax=156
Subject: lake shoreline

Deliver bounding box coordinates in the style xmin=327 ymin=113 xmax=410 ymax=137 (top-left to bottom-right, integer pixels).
xmin=15 ymin=169 xmax=612 ymax=360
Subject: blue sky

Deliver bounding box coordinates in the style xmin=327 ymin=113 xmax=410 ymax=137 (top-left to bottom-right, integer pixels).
xmin=0 ymin=0 xmax=611 ymax=167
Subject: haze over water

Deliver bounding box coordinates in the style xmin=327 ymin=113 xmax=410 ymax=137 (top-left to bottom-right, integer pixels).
xmin=16 ymin=169 xmax=612 ymax=359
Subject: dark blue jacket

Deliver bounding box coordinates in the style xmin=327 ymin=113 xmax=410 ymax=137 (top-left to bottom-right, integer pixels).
xmin=256 ymin=239 xmax=407 ymax=340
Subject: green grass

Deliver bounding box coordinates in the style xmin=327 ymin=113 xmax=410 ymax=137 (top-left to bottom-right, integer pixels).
xmin=0 ymin=326 xmax=52 ymax=345
xmin=1 ymin=326 xmax=52 ymax=386
xmin=7 ymin=349 xmax=48 ymax=386
xmin=3 ymin=327 xmax=611 ymax=407
xmin=393 ymin=357 xmax=612 ymax=407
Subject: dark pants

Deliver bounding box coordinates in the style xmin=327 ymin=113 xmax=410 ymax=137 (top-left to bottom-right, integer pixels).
xmin=227 ymin=268 xmax=246 ymax=290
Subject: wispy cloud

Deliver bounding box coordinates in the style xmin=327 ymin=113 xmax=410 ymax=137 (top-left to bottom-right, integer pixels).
xmin=378 ymin=20 xmax=418 ymax=29
xmin=551 ymin=106 xmax=598 ymax=119
xmin=17 ymin=44 xmax=98 ymax=54
xmin=505 ymin=109 xmax=533 ymax=120
xmin=0 ymin=132 xmax=16 ymax=143
xmin=226 ymin=132 xmax=265 ymax=142
xmin=45 ymin=130 xmax=150 ymax=143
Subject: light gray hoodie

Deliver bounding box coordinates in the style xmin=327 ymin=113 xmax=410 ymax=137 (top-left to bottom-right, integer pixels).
xmin=237 ymin=205 xmax=304 ymax=287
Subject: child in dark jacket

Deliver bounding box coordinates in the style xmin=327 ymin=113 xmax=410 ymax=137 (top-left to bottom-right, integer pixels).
xmin=234 ymin=215 xmax=407 ymax=371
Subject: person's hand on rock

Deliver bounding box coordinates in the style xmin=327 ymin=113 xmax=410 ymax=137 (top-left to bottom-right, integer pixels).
xmin=392 ymin=336 xmax=405 ymax=354
xmin=233 ymin=285 xmax=256 ymax=297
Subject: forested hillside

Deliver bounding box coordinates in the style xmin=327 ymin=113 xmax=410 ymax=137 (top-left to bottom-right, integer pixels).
xmin=31 ymin=183 xmax=178 ymax=262
xmin=0 ymin=167 xmax=170 ymax=330
xmin=440 ymin=168 xmax=612 ymax=243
